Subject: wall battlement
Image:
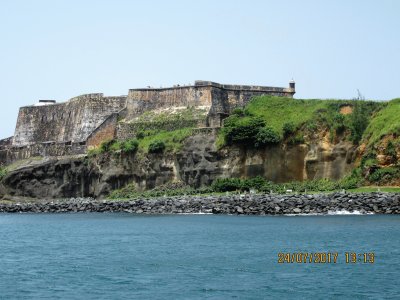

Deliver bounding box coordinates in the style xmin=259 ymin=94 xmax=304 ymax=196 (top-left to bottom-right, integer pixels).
xmin=1 ymin=80 xmax=295 ymax=165
xmin=126 ymin=80 xmax=294 ymax=120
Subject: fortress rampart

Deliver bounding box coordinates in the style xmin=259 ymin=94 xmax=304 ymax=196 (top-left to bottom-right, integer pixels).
xmin=13 ymin=94 xmax=126 ymax=147
xmin=1 ymin=80 xmax=295 ymax=165
xmin=126 ymin=80 xmax=294 ymax=121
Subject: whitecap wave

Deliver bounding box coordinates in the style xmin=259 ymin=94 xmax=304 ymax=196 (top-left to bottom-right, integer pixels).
xmin=327 ymin=210 xmax=374 ymax=215
xmin=284 ymin=210 xmax=374 ymax=216
xmin=179 ymin=212 xmax=213 ymax=215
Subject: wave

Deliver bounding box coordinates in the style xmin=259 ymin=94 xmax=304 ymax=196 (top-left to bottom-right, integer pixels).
xmin=327 ymin=209 xmax=374 ymax=215
xmin=285 ymin=210 xmax=374 ymax=216
xmin=178 ymin=212 xmax=213 ymax=215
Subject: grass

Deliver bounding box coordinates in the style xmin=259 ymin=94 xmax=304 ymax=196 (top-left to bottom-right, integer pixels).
xmin=245 ymin=96 xmax=330 ymax=134
xmin=244 ymin=96 xmax=385 ymax=136
xmin=217 ymin=96 xmax=385 ymax=149
xmin=133 ymin=106 xmax=208 ymax=123
xmin=348 ymin=186 xmax=400 ymax=193
xmin=362 ymin=98 xmax=400 ymax=146
xmin=138 ymin=127 xmax=193 ymax=153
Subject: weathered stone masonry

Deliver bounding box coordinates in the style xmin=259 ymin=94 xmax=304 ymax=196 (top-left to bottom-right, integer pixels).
xmin=0 ymin=80 xmax=295 ymax=165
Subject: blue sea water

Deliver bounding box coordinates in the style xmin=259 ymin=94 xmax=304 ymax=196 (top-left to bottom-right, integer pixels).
xmin=0 ymin=214 xmax=399 ymax=299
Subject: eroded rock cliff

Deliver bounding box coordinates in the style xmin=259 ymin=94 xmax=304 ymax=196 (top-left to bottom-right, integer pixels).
xmin=0 ymin=130 xmax=356 ymax=200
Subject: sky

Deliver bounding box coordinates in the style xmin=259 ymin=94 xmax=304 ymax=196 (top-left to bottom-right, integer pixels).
xmin=1 ymin=0 xmax=399 ymax=138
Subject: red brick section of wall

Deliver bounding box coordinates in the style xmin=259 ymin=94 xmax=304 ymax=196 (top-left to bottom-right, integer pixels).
xmin=87 ymin=114 xmax=118 ymax=149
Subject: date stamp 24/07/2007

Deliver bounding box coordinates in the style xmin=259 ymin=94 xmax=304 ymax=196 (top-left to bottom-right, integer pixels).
xmin=277 ymin=252 xmax=375 ymax=264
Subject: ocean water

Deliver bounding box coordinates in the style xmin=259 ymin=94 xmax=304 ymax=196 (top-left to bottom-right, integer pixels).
xmin=0 ymin=214 xmax=399 ymax=299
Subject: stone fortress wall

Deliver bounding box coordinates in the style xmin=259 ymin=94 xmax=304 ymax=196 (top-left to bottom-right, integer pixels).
xmin=0 ymin=80 xmax=295 ymax=165
xmin=13 ymin=94 xmax=127 ymax=147
xmin=126 ymin=81 xmax=294 ymax=124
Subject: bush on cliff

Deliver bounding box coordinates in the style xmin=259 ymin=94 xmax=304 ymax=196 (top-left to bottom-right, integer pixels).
xmin=240 ymin=95 xmax=383 ymax=143
xmin=282 ymin=122 xmax=296 ymax=138
xmin=148 ymin=140 xmax=166 ymax=153
xmin=349 ymin=101 xmax=370 ymax=144
xmin=368 ymin=167 xmax=399 ymax=184
xmin=99 ymin=139 xmax=115 ymax=153
xmin=122 ymin=138 xmax=139 ymax=153
xmin=221 ymin=114 xmax=281 ymax=148
xmin=254 ymin=127 xmax=280 ymax=147
xmin=137 ymin=128 xmax=193 ymax=153
xmin=0 ymin=166 xmax=7 ymax=181
xmin=384 ymin=141 xmax=397 ymax=162
xmin=362 ymin=98 xmax=400 ymax=146
xmin=222 ymin=116 xmax=265 ymax=145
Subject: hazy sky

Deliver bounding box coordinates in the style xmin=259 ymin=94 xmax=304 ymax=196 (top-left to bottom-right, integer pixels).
xmin=1 ymin=0 xmax=399 ymax=138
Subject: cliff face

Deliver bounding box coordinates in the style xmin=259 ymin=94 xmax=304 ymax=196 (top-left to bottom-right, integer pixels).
xmin=3 ymin=95 xmax=399 ymax=200
xmin=0 ymin=131 xmax=355 ymax=200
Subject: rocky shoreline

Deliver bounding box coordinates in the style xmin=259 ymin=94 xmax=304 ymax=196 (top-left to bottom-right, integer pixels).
xmin=0 ymin=192 xmax=400 ymax=214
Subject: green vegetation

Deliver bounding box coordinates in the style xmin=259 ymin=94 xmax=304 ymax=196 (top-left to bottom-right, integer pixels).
xmin=348 ymin=186 xmax=400 ymax=193
xmin=138 ymin=128 xmax=193 ymax=153
xmin=255 ymin=127 xmax=281 ymax=147
xmin=211 ymin=176 xmax=361 ymax=194
xmin=220 ymin=114 xmax=281 ymax=148
xmin=109 ymin=173 xmax=400 ymax=200
xmin=109 ymin=182 xmax=213 ymax=199
xmin=123 ymin=139 xmax=139 ymax=153
xmin=0 ymin=166 xmax=7 ymax=181
xmin=349 ymin=101 xmax=369 ymax=143
xmin=282 ymin=122 xmax=296 ymax=138
xmin=362 ymin=98 xmax=400 ymax=146
xmin=89 ymin=127 xmax=194 ymax=156
xmin=221 ymin=116 xmax=267 ymax=146
xmin=135 ymin=106 xmax=208 ymax=123
xmin=219 ymin=95 xmax=384 ymax=148
xmin=368 ymin=167 xmax=400 ymax=184
xmin=148 ymin=140 xmax=166 ymax=153
xmin=89 ymin=138 xmax=139 ymax=156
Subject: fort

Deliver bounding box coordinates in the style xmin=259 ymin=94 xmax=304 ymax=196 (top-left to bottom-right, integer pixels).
xmin=0 ymin=80 xmax=295 ymax=165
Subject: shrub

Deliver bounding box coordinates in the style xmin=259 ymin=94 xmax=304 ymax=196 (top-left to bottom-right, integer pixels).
xmin=385 ymin=141 xmax=397 ymax=161
xmin=99 ymin=139 xmax=115 ymax=153
xmin=288 ymin=133 xmax=305 ymax=145
xmin=350 ymin=101 xmax=369 ymax=144
xmin=241 ymin=176 xmax=268 ymax=191
xmin=360 ymin=151 xmax=377 ymax=168
xmin=338 ymin=171 xmax=362 ymax=189
xmin=136 ymin=131 xmax=145 ymax=139
xmin=282 ymin=122 xmax=295 ymax=138
xmin=368 ymin=167 xmax=399 ymax=183
xmin=122 ymin=139 xmax=139 ymax=153
xmin=254 ymin=127 xmax=280 ymax=147
xmin=109 ymin=183 xmax=137 ymax=199
xmin=148 ymin=140 xmax=166 ymax=153
xmin=223 ymin=116 xmax=265 ymax=145
xmin=211 ymin=178 xmax=242 ymax=192
xmin=232 ymin=108 xmax=245 ymax=116
xmin=0 ymin=167 xmax=7 ymax=181
xmin=109 ymin=141 xmax=123 ymax=152
xmin=332 ymin=113 xmax=346 ymax=134
xmin=305 ymin=121 xmax=317 ymax=132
